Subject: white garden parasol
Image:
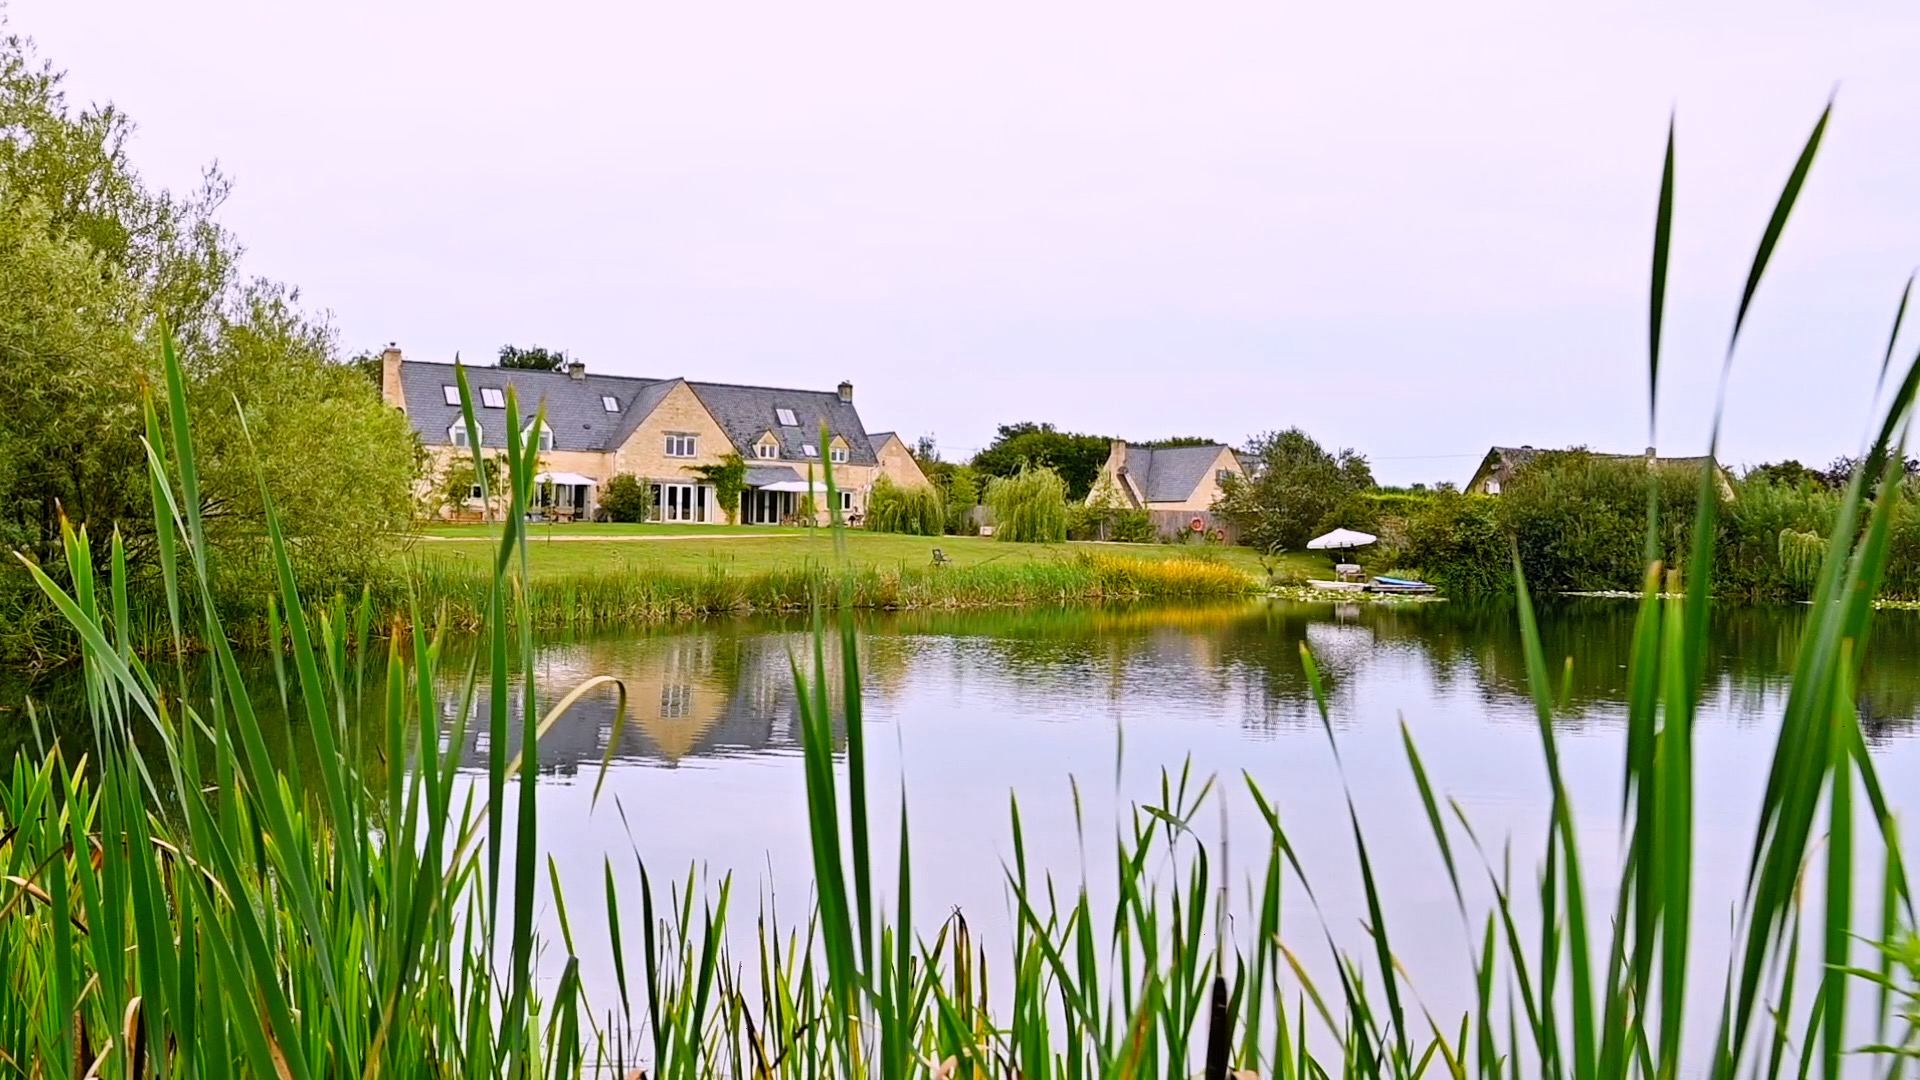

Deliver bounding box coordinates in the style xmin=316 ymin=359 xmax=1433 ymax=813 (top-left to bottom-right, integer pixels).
xmin=1306 ymin=528 xmax=1378 ymax=551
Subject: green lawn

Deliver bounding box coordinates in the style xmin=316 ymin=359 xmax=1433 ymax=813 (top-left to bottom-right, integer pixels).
xmin=419 ymin=521 xmax=811 ymax=539
xmin=405 ymin=524 xmax=1327 ymax=582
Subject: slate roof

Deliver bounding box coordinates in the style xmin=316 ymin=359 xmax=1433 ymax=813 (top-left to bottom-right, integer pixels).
xmin=397 ymin=361 xmax=658 ymax=452
xmin=743 ymin=465 xmax=804 ymax=487
xmin=398 ymin=360 xmax=878 ymax=464
xmin=1122 ymin=444 xmax=1234 ymax=503
xmin=685 ymin=381 xmax=877 ymax=466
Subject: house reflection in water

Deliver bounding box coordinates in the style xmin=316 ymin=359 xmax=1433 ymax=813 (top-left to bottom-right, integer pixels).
xmin=445 ymin=631 xmax=815 ymax=774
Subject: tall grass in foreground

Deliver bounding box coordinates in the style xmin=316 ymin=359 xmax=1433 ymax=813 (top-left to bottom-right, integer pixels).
xmin=2 ymin=103 xmax=1918 ymax=1078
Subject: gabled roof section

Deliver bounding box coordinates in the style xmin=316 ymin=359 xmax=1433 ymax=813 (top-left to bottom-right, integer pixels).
xmin=1123 ymin=444 xmax=1235 ymax=503
xmin=686 ymin=381 xmax=878 ymax=465
xmin=603 ymin=379 xmax=686 ymax=448
xmin=399 ymin=359 xmax=664 ymax=452
xmin=1468 ymin=445 xmax=1730 ymax=495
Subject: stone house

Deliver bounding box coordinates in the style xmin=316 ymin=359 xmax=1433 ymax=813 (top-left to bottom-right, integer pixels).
xmin=381 ymin=347 xmax=930 ymax=523
xmin=1086 ymin=441 xmax=1245 ymax=513
xmin=1465 ymin=445 xmax=1733 ymax=499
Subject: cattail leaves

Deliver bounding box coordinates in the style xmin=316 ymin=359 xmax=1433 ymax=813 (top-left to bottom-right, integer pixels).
xmin=4 ymin=99 xmax=1915 ymax=1080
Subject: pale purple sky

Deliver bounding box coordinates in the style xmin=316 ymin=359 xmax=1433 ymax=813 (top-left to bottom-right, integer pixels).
xmin=14 ymin=1 xmax=1919 ymax=485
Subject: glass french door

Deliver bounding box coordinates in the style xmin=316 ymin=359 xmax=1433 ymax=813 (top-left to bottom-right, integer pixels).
xmin=651 ymin=483 xmax=710 ymax=523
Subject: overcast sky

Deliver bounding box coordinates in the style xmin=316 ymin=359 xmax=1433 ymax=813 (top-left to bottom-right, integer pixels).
xmin=12 ymin=1 xmax=1919 ymax=485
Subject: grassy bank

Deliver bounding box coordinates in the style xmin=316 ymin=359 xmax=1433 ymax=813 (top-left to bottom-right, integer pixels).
xmin=407 ymin=522 xmax=1299 ymax=579
xmin=405 ymin=548 xmax=1263 ymax=633
xmin=0 ymin=519 xmax=1305 ymax=671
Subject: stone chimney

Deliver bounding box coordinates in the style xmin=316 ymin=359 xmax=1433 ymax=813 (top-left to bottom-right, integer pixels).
xmin=567 ymin=359 xmax=587 ymax=381
xmin=837 ymin=380 xmax=853 ymax=403
xmin=380 ymin=344 xmax=406 ymax=409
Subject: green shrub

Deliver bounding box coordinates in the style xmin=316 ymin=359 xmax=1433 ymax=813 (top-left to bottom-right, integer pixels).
xmin=942 ymin=466 xmax=981 ymax=534
xmin=1398 ymin=491 xmax=1511 ymax=596
xmin=1497 ymin=451 xmax=1705 ymax=593
xmin=600 ymin=473 xmax=652 ymax=522
xmin=1216 ymin=427 xmax=1373 ymax=551
xmin=864 ymin=476 xmax=945 ymax=535
xmin=985 ymin=465 xmax=1068 ymax=543
xmin=1066 ymin=503 xmax=1154 ymax=543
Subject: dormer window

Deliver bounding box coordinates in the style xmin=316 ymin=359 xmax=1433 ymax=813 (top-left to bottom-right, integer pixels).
xmin=450 ymin=421 xmax=479 ymax=448
xmin=775 ymin=407 xmax=799 ymax=427
xmin=755 ymin=441 xmax=779 ymax=460
xmin=525 ymin=422 xmax=554 ymax=452
xmin=830 ymin=445 xmax=849 ymax=464
xmin=602 ymin=395 xmax=620 ymax=412
xmin=480 ymin=387 xmax=506 ymax=409
xmin=441 ymin=385 xmax=461 ymax=406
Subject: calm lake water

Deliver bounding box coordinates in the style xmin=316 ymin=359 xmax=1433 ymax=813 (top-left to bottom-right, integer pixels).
xmin=9 ymin=597 xmax=1920 ymax=1063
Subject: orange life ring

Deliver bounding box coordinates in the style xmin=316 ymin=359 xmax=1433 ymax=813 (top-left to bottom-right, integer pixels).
xmin=1189 ymin=516 xmax=1206 ymax=533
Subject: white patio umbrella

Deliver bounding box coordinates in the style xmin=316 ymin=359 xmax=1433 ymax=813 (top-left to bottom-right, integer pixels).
xmin=1306 ymin=528 xmax=1378 ymax=551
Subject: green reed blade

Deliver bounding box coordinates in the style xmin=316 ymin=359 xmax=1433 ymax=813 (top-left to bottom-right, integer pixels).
xmin=1820 ymin=660 xmax=1854 ymax=1080
xmin=1876 ymin=273 xmax=1914 ymax=397
xmin=1729 ymin=99 xmax=1831 ymax=359
xmin=1649 ymin=113 xmax=1675 ymax=426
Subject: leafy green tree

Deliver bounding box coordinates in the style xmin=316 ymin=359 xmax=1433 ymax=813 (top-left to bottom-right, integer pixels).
xmin=864 ymin=477 xmax=945 ymax=535
xmin=0 ymin=24 xmax=419 ymax=617
xmin=1745 ymin=459 xmax=1826 ymax=488
xmin=692 ymin=453 xmax=748 ymax=524
xmin=942 ymin=466 xmax=980 ymax=535
xmin=600 ymin=474 xmax=652 ymax=523
xmin=496 ymin=345 xmax=568 ymax=370
xmin=434 ymin=453 xmax=504 ymax=518
xmin=1132 ymin=436 xmax=1217 ymax=449
xmin=1215 ymin=428 xmax=1374 ymax=552
xmin=985 ymin=466 xmax=1069 ymax=543
xmin=189 ymin=283 xmax=419 ymax=586
xmin=1816 ymin=454 xmax=1920 ymax=491
xmin=970 ymin=422 xmax=1112 ymax=501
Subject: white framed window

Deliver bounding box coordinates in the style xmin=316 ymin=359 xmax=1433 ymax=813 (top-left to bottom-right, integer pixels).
xmin=665 ymin=433 xmax=697 ymax=458
xmin=449 ymin=421 xmax=479 ymax=448
xmin=441 ymin=385 xmax=461 ymax=406
xmin=602 ymin=395 xmax=620 ymax=412
xmin=830 ymin=445 xmax=848 ymax=464
xmin=480 ymin=387 xmax=506 ymax=409
xmin=660 ymin=684 xmax=692 ymax=719
xmin=469 ymin=483 xmax=485 ymax=500
xmin=840 ymin=491 xmax=853 ymax=511
xmin=525 ymin=422 xmax=554 ymax=452
xmin=775 ymin=407 xmax=799 ymax=427
xmin=755 ymin=441 xmax=779 ymax=460
xmin=1486 ymin=479 xmax=1502 ymax=495
xmin=801 ymin=443 xmax=818 ymax=458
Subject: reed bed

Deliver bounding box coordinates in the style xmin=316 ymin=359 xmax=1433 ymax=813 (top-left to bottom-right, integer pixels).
xmin=3 ymin=104 xmax=1918 ymax=1079
xmin=402 ymin=551 xmax=1257 ymax=634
